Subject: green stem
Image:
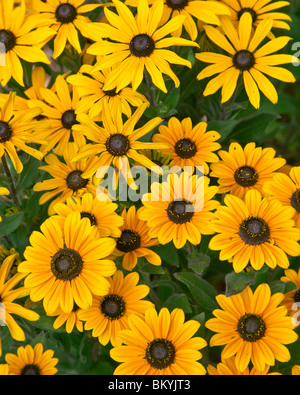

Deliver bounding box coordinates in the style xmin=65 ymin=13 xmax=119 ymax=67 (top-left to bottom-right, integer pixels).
xmin=144 ymin=71 xmax=157 ymax=109
xmin=1 ymin=156 xmax=20 ymax=206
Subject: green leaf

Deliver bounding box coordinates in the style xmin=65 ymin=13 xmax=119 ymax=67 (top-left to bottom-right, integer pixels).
xmin=0 ymin=211 xmax=24 ymax=237
xmin=187 ymin=252 xmax=210 ymax=275
xmin=174 ymin=271 xmax=218 ymax=310
xmin=164 ymin=293 xmax=192 ymax=313
xmin=229 ymin=112 xmax=280 ymax=143
xmin=207 ymin=119 xmax=237 ymax=142
xmin=17 ymin=157 xmax=41 ymax=191
xmin=225 ymin=270 xmax=256 ymax=296
xmin=151 ymin=243 xmax=179 ymax=267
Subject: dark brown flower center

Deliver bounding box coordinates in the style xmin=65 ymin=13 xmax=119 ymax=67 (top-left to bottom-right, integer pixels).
xmin=106 ymin=133 xmax=130 ymax=156
xmin=80 ymin=211 xmax=97 ymax=226
xmin=237 ymin=313 xmax=266 ymax=342
xmin=100 ymin=294 xmax=126 ymax=320
xmin=294 ymin=289 xmax=300 ymax=303
xmin=291 ymin=189 xmax=300 ymax=213
xmin=66 ymin=170 xmax=89 ymax=191
xmin=233 ymin=50 xmax=255 ymax=71
xmin=167 ymin=199 xmax=194 ymax=224
xmin=55 ymin=3 xmax=77 ymax=24
xmin=237 ymin=8 xmax=257 ymax=23
xmin=0 ymin=121 xmax=12 ymax=143
xmin=51 ymin=248 xmax=83 ymax=281
xmin=174 ymin=138 xmax=197 ymax=159
xmin=103 ymin=88 xmax=118 ymax=97
xmin=21 ymin=364 xmax=41 ymax=375
xmin=61 ymin=110 xmax=79 ymax=129
xmin=239 ymin=216 xmax=270 ymax=245
xmin=166 ymin=0 xmax=189 ymax=10
xmin=129 ymin=34 xmax=155 ymax=57
xmin=0 ymin=29 xmax=16 ymax=51
xmin=234 ymin=166 xmax=258 ymax=187
xmin=116 ymin=229 xmax=141 ymax=253
xmin=145 ymin=338 xmax=176 ymax=369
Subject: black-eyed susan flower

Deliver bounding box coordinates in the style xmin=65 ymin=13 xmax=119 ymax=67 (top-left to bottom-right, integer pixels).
xmin=5 ymin=343 xmax=59 ymax=375
xmin=110 ymin=306 xmax=207 ymax=374
xmin=152 ymin=116 xmax=221 ymax=174
xmin=67 ymin=64 xmax=149 ymax=120
xmin=126 ymin=0 xmax=231 ymax=40
xmin=0 ymin=0 xmax=55 ymax=87
xmin=207 ymin=355 xmax=280 ymax=375
xmin=221 ymin=0 xmax=291 ymax=32
xmin=18 ymin=212 xmax=117 ymax=314
xmin=206 ymin=283 xmax=298 ymax=373
xmin=33 ymin=142 xmax=100 ymax=215
xmin=112 ymin=205 xmax=161 ymax=271
xmin=210 ymin=141 xmax=286 ymax=199
xmin=28 ymin=74 xmax=88 ymax=156
xmin=196 ymin=13 xmax=298 ymax=108
xmin=0 ymin=254 xmax=39 ymax=356
xmin=280 ymin=268 xmax=300 ymax=327
xmin=264 ymin=166 xmax=300 ymax=228
xmin=139 ymin=171 xmax=219 ymax=249
xmin=54 ymin=192 xmax=124 ymax=239
xmin=87 ymin=0 xmax=199 ymax=93
xmin=0 ymin=92 xmax=47 ymax=173
xmin=71 ymin=102 xmax=168 ymax=189
xmin=79 ymin=270 xmax=153 ymax=346
xmin=31 ymin=0 xmax=102 ymax=59
xmin=209 ymin=189 xmax=300 ymax=272
xmin=47 ymin=303 xmax=84 ymax=334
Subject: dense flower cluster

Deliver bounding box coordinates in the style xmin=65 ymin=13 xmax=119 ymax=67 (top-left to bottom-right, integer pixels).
xmin=0 ymin=0 xmax=299 ymax=376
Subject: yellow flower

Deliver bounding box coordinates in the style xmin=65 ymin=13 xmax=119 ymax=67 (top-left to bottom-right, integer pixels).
xmin=5 ymin=343 xmax=59 ymax=375
xmin=139 ymin=171 xmax=219 ymax=249
xmin=31 ymin=0 xmax=102 ymax=58
xmin=71 ymin=102 xmax=168 ymax=189
xmin=67 ymin=64 xmax=149 ymax=120
xmin=196 ymin=13 xmax=298 ymax=108
xmin=54 ymin=192 xmax=124 ymax=238
xmin=47 ymin=304 xmax=84 ymax=334
xmin=110 ymin=307 xmax=207 ymax=374
xmin=153 ymin=116 xmax=221 ymax=174
xmin=28 ymin=75 xmax=88 ymax=156
xmin=0 ymin=254 xmax=39 ymax=356
xmin=18 ymin=212 xmax=117 ymax=314
xmin=79 ymin=270 xmax=153 ymax=346
xmin=0 ymin=92 xmax=46 ymax=173
xmin=112 ymin=205 xmax=161 ymax=271
xmin=210 ymin=141 xmax=286 ymax=199
xmin=209 ymin=189 xmax=300 ymax=272
xmin=206 ymin=283 xmax=298 ymax=372
xmin=87 ymin=0 xmax=199 ymax=93
xmin=0 ymin=0 xmax=55 ymax=87
xmin=33 ymin=142 xmax=100 ymax=215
